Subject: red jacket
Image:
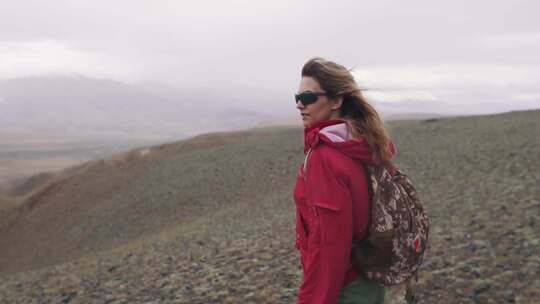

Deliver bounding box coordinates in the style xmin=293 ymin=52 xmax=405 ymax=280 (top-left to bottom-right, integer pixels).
xmin=293 ymin=119 xmax=396 ymax=304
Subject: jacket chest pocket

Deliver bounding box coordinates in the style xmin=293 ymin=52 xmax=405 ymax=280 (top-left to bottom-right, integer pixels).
xmin=313 ymin=202 xmax=346 ymax=245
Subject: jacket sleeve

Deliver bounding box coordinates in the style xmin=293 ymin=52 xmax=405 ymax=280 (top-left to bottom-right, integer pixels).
xmin=297 ymin=157 xmax=353 ymax=304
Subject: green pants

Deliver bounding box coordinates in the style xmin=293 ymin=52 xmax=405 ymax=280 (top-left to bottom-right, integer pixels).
xmin=337 ymin=274 xmax=385 ymax=304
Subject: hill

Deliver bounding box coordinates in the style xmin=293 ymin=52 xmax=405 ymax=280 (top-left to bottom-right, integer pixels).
xmin=0 ymin=109 xmax=538 ymax=303
xmin=0 ymin=76 xmax=270 ymax=140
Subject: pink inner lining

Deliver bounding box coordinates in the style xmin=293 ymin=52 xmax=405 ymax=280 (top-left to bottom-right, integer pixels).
xmin=319 ymin=122 xmax=349 ymax=142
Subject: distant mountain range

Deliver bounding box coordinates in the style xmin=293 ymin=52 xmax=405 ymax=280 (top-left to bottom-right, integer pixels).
xmin=0 ymin=75 xmax=272 ymax=141
xmin=0 ymin=75 xmax=449 ymax=141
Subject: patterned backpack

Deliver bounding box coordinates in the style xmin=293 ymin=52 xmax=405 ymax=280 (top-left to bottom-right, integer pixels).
xmin=351 ymin=163 xmax=430 ymax=303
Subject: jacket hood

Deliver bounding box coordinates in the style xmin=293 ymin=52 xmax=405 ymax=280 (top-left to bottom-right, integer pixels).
xmin=303 ymin=119 xmax=397 ymax=165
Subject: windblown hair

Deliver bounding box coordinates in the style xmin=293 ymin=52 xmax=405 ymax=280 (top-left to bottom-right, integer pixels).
xmin=301 ymin=57 xmax=393 ymax=165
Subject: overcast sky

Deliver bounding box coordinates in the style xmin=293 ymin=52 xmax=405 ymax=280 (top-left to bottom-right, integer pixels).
xmin=1 ymin=0 xmax=539 ymax=115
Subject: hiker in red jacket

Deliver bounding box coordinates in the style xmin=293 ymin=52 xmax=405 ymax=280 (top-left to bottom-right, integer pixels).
xmin=293 ymin=57 xmax=396 ymax=304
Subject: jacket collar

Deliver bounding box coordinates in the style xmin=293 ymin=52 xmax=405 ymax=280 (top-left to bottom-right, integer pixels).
xmin=303 ymin=118 xmax=346 ymax=154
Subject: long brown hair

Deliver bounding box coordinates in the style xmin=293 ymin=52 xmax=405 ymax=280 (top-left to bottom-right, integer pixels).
xmin=301 ymin=57 xmax=393 ymax=165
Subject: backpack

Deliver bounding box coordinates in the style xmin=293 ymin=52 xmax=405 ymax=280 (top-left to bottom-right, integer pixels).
xmin=351 ymin=163 xmax=430 ymax=302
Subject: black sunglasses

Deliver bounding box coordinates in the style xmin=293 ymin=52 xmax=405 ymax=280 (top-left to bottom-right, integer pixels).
xmin=295 ymin=91 xmax=328 ymax=106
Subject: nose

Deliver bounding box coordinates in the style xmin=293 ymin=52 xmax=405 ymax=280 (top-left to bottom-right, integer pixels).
xmin=296 ymin=99 xmax=305 ymax=110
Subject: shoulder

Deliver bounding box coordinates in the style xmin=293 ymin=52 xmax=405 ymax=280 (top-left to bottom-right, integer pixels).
xmin=309 ymin=144 xmax=339 ymax=162
xmin=307 ymin=145 xmax=355 ymax=183
xmin=308 ymin=145 xmax=343 ymax=169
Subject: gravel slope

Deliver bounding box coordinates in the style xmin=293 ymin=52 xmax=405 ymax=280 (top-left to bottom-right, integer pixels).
xmin=0 ymin=109 xmax=538 ymax=303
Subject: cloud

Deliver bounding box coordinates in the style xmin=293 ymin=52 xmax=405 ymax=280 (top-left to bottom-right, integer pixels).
xmin=512 ymin=93 xmax=540 ymax=102
xmin=364 ymin=90 xmax=437 ymax=103
xmin=0 ymin=39 xmax=140 ymax=81
xmin=1 ymin=1 xmax=539 ymax=115
xmin=353 ymin=63 xmax=540 ymax=89
xmin=351 ymin=63 xmax=540 ymax=113
xmin=477 ymin=32 xmax=540 ymax=49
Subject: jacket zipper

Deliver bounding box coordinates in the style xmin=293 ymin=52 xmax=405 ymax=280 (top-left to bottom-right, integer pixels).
xmin=303 ymin=147 xmax=312 ymax=179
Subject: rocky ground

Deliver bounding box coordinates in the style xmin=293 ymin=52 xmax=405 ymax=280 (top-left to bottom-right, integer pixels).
xmin=0 ymin=110 xmax=538 ymax=303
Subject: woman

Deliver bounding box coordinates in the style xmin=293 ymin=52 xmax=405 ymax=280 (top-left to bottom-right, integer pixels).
xmin=293 ymin=57 xmax=396 ymax=304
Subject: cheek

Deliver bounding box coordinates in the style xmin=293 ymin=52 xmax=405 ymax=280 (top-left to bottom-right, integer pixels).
xmin=310 ymin=103 xmax=329 ymax=121
xmin=310 ymin=103 xmax=321 ymax=116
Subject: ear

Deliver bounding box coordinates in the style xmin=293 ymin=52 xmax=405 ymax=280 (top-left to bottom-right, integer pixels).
xmin=330 ymin=96 xmax=343 ymax=111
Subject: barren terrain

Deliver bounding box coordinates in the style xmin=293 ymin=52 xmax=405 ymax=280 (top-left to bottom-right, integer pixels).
xmin=0 ymin=110 xmax=538 ymax=303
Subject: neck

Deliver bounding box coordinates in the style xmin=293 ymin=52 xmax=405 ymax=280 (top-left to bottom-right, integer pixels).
xmin=329 ymin=111 xmax=343 ymax=120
